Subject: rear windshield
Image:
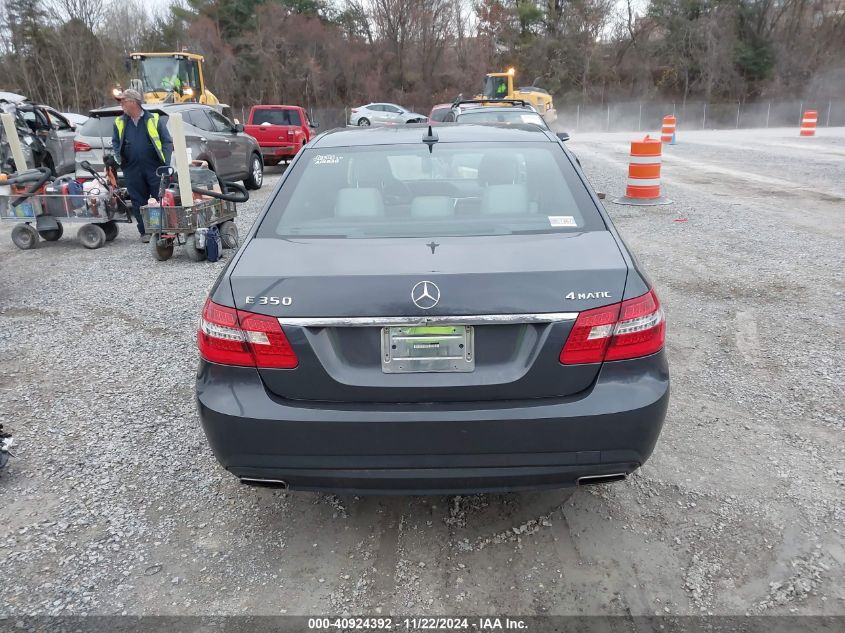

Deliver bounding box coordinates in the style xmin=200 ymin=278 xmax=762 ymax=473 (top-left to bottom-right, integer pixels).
xmin=259 ymin=143 xmax=605 ymax=239
xmin=253 ymin=108 xmax=302 ymax=126
xmin=79 ymin=116 xmax=117 ymax=137
xmin=458 ymin=110 xmax=546 ymax=128
xmin=429 ymin=108 xmax=451 ymax=122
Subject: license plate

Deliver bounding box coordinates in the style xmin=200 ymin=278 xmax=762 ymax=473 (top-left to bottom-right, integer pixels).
xmin=381 ymin=325 xmax=474 ymax=373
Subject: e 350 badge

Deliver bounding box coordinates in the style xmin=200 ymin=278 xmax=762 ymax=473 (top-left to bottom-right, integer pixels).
xmin=245 ymin=296 xmax=293 ymax=306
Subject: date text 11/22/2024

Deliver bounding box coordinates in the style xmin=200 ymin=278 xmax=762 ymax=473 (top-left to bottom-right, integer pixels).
xmin=307 ymin=618 xmax=529 ymax=631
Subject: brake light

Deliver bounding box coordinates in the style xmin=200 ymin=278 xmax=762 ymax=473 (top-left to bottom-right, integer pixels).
xmin=559 ymin=304 xmax=620 ymax=365
xmin=560 ymin=289 xmax=664 ymax=364
xmin=604 ymin=289 xmax=665 ymax=361
xmin=351 ymin=108 xmax=359 ymax=113
xmin=198 ymin=299 xmax=298 ymax=369
xmin=74 ymin=141 xmax=91 ymax=152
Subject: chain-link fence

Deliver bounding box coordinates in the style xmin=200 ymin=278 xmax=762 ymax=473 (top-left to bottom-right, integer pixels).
xmin=560 ymin=100 xmax=845 ymax=133
xmin=232 ymin=100 xmax=845 ymax=134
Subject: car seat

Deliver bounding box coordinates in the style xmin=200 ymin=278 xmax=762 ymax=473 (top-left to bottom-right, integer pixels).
xmin=335 ymin=187 xmax=385 ymax=218
xmin=410 ymin=196 xmax=453 ymax=218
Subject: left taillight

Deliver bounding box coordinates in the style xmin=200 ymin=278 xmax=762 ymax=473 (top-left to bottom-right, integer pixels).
xmin=560 ymin=289 xmax=665 ymax=364
xmin=74 ymin=141 xmax=91 ymax=152
xmin=197 ymin=298 xmax=298 ymax=369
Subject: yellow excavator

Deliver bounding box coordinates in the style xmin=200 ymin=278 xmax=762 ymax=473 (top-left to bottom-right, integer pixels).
xmin=112 ymin=51 xmax=223 ymax=111
xmin=476 ymin=67 xmax=557 ymax=124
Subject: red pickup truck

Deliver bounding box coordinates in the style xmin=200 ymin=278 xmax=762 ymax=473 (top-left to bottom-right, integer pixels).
xmin=243 ymin=105 xmax=318 ymax=166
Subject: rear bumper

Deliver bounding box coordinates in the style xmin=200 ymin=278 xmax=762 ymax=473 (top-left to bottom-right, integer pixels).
xmin=196 ymin=353 xmax=669 ymax=494
xmin=259 ymin=146 xmax=296 ymax=159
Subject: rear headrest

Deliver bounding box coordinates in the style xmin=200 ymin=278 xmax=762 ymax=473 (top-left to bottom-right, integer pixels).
xmin=335 ymin=188 xmax=384 ymax=218
xmin=481 ymin=184 xmax=530 ymax=215
xmin=478 ymin=153 xmax=519 ymax=185
xmin=350 ymin=155 xmax=391 ymax=188
xmin=411 ymin=196 xmax=453 ymax=218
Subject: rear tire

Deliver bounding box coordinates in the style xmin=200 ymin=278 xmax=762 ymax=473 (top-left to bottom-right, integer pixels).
xmin=11 ymin=224 xmax=39 ymax=250
xmin=358 ymin=118 xmax=370 ymax=126
xmin=38 ymin=221 xmax=63 ymax=241
xmin=78 ymin=223 xmax=106 ymax=249
xmin=219 ymin=221 xmax=238 ymax=249
xmin=184 ymin=234 xmax=206 ymax=261
xmin=244 ymin=153 xmax=263 ymax=190
xmin=102 ymin=221 xmax=118 ymax=241
xmin=151 ymin=235 xmax=173 ymax=261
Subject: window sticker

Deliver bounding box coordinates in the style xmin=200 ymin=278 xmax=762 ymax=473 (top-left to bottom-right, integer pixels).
xmin=549 ymin=216 xmax=577 ymax=227
xmin=313 ymin=154 xmax=341 ymax=165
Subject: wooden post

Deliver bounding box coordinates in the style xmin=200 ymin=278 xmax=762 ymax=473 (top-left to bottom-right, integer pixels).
xmin=167 ymin=112 xmax=194 ymax=208
xmin=1 ymin=113 xmax=29 ymax=171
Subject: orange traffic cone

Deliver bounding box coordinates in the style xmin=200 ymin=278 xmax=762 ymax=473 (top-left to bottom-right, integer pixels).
xmin=613 ymin=136 xmax=671 ymax=206
xmin=800 ymin=110 xmax=817 ymax=137
xmin=661 ymin=115 xmax=677 ymax=144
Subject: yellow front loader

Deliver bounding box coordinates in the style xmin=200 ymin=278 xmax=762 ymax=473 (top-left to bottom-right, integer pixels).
xmin=112 ymin=52 xmax=223 ymax=111
xmin=476 ymin=68 xmax=557 ymax=124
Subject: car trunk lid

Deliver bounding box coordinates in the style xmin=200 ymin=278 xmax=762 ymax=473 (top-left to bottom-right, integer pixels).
xmin=229 ymin=231 xmax=628 ymax=402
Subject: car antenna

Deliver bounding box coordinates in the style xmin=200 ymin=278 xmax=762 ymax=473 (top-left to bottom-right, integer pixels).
xmin=422 ymin=124 xmax=438 ymax=153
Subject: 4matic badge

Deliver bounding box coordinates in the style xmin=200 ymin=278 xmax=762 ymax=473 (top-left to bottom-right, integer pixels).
xmin=565 ymin=291 xmax=612 ymax=300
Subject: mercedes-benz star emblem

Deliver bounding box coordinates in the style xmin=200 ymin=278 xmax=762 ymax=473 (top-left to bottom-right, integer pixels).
xmin=411 ymin=281 xmax=440 ymax=310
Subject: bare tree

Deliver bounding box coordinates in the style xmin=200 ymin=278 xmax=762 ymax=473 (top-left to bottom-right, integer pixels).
xmin=48 ymin=0 xmax=106 ymax=31
xmin=370 ymin=0 xmax=416 ymax=90
xmin=100 ymin=2 xmax=154 ymax=54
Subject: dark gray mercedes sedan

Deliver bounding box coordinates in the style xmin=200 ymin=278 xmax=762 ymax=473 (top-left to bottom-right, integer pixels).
xmin=196 ymin=124 xmax=669 ymax=494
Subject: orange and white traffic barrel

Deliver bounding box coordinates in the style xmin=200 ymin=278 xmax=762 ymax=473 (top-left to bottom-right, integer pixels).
xmin=613 ymin=135 xmax=671 ymax=206
xmin=800 ymin=110 xmax=817 ymax=137
xmin=661 ymin=115 xmax=677 ymax=144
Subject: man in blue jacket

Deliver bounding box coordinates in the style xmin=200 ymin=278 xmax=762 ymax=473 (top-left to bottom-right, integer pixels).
xmin=111 ymin=89 xmax=173 ymax=242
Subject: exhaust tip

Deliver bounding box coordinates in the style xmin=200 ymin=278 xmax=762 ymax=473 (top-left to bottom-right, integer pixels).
xmin=239 ymin=477 xmax=289 ymax=490
xmin=576 ymin=473 xmax=627 ymax=486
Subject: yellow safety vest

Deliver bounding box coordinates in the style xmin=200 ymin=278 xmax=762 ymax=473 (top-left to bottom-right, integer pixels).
xmin=115 ymin=113 xmax=166 ymax=164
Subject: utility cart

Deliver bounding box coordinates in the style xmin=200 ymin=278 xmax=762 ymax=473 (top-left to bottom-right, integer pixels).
xmin=141 ymin=166 xmax=248 ymax=261
xmin=0 ymin=162 xmax=132 ymax=250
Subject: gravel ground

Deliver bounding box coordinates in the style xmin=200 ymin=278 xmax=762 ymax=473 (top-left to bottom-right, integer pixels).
xmin=0 ymin=130 xmax=843 ymax=617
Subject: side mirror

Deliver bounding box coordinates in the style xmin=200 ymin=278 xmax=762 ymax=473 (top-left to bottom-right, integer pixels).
xmin=311 ymin=122 xmax=320 ymax=129
xmin=556 ymin=132 xmax=570 ymax=142
xmin=233 ymin=118 xmax=240 ymax=125
xmin=234 ymin=123 xmax=244 ymax=133
xmin=597 ymin=192 xmax=606 ymax=200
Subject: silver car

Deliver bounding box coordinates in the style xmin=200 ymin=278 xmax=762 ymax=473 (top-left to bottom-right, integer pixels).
xmin=0 ymin=92 xmax=74 ymax=175
xmin=76 ymin=104 xmax=264 ymax=190
xmin=349 ymin=103 xmax=427 ymax=127
xmin=0 ymin=108 xmax=36 ymax=173
xmin=62 ymin=112 xmax=89 ymax=127
xmin=36 ymin=105 xmax=77 ymax=175
xmin=73 ymin=111 xmax=116 ymax=179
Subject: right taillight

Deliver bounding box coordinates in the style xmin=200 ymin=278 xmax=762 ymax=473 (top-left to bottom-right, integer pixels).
xmin=74 ymin=141 xmax=92 ymax=152
xmin=560 ymin=289 xmax=665 ymax=364
xmin=198 ymin=298 xmax=298 ymax=369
